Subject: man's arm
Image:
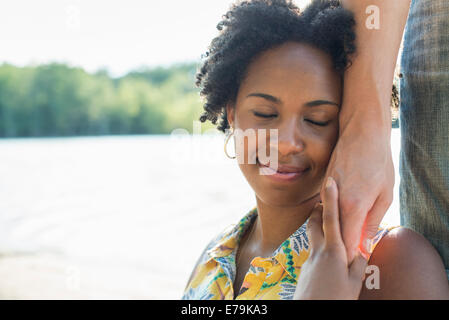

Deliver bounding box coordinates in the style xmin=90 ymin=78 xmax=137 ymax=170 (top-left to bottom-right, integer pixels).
xmin=321 ymin=0 xmax=411 ymax=262
xmin=340 ymin=0 xmax=410 ymax=128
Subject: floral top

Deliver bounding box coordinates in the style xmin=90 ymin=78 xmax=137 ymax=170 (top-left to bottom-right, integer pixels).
xmin=182 ymin=206 xmax=396 ymax=300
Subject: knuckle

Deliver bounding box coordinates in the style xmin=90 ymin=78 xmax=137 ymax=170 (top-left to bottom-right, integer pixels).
xmin=384 ymin=192 xmax=394 ymax=206
xmin=317 ymin=244 xmax=341 ymax=260
xmin=324 ymin=243 xmax=341 ymax=254
xmin=377 ymin=191 xmax=393 ymax=208
xmin=340 ymin=196 xmax=364 ymax=214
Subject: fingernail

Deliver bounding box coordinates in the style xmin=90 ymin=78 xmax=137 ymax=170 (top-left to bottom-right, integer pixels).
xmin=326 ymin=177 xmax=334 ymax=189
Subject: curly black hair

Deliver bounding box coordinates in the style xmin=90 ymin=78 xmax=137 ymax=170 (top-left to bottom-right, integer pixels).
xmin=196 ymin=0 xmax=399 ymax=132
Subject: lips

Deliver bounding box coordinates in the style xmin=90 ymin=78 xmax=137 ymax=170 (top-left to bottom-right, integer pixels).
xmin=257 ymin=160 xmax=309 ymax=184
xmin=257 ymin=159 xmax=309 ymax=182
xmin=257 ymin=160 xmax=308 ymax=173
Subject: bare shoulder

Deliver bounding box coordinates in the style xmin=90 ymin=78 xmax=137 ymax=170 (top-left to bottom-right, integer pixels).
xmin=359 ymin=226 xmax=449 ymax=300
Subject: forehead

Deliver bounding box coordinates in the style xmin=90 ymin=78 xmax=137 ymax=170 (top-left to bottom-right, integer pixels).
xmin=238 ymin=41 xmax=341 ymax=102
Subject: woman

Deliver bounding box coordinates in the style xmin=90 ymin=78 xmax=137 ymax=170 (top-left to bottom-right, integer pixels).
xmin=182 ymin=0 xmax=449 ymax=299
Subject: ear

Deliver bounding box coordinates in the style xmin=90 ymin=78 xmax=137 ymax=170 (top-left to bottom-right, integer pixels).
xmin=226 ymin=103 xmax=235 ymax=129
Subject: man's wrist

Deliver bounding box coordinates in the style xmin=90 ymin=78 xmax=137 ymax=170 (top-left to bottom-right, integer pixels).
xmin=339 ymin=103 xmax=392 ymax=139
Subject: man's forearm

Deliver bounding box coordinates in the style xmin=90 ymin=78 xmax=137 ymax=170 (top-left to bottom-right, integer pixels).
xmin=340 ymin=0 xmax=411 ymax=134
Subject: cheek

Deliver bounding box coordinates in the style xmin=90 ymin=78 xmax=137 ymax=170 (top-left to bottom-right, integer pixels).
xmin=309 ymin=129 xmax=338 ymax=171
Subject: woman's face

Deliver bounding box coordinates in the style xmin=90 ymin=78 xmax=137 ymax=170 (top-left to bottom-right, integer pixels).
xmin=226 ymin=41 xmax=341 ymax=207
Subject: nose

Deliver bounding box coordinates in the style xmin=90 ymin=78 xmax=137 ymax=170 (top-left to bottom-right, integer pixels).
xmin=276 ymin=117 xmax=304 ymax=157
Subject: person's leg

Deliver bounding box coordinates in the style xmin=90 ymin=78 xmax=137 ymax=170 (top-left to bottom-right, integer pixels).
xmin=400 ymin=0 xmax=449 ymax=279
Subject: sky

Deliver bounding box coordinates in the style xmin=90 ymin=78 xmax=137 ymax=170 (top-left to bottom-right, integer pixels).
xmin=0 ymin=0 xmax=311 ymax=77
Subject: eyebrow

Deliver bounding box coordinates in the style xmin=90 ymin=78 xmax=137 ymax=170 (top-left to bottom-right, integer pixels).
xmin=246 ymin=92 xmax=339 ymax=108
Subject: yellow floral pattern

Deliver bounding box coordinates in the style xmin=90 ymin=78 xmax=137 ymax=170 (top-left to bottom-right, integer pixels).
xmin=182 ymin=206 xmax=396 ymax=300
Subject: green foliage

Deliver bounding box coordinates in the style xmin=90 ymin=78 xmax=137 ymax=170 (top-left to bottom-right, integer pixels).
xmin=0 ymin=62 xmax=215 ymax=137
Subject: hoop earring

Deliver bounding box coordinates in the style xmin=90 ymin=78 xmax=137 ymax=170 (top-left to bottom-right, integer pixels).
xmin=224 ymin=128 xmax=236 ymax=159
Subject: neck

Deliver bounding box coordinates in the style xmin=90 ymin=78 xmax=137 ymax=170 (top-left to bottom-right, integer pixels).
xmin=249 ymin=192 xmax=321 ymax=257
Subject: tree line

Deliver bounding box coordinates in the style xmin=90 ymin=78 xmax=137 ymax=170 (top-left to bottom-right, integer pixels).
xmin=0 ymin=62 xmax=214 ymax=137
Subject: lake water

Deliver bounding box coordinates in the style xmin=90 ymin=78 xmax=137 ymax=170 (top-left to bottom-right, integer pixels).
xmin=0 ymin=130 xmax=401 ymax=299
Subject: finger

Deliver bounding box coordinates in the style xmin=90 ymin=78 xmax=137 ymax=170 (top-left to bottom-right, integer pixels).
xmin=359 ymin=191 xmax=392 ymax=256
xmin=306 ymin=202 xmax=324 ymax=248
xmin=349 ymin=250 xmax=368 ymax=284
xmin=339 ymin=193 xmax=371 ymax=263
xmin=321 ymin=177 xmax=343 ymax=246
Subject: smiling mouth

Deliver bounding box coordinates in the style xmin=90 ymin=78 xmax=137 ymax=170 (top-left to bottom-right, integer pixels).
xmin=257 ymin=159 xmax=309 ymax=181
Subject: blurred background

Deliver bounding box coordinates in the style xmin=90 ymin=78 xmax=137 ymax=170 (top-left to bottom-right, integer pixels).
xmin=0 ymin=0 xmax=400 ymax=299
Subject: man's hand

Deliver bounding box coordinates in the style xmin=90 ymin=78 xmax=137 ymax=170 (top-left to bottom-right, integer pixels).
xmin=324 ymin=0 xmax=411 ymax=263
xmin=321 ymin=118 xmax=395 ymax=262
xmin=294 ymin=177 xmax=368 ymax=300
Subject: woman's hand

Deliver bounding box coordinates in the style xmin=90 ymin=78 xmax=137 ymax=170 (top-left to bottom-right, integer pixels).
xmin=293 ymin=177 xmax=368 ymax=300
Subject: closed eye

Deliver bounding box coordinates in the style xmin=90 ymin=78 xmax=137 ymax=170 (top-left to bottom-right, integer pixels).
xmin=253 ymin=111 xmax=277 ymax=119
xmin=306 ymin=119 xmax=330 ymax=126
xmin=253 ymin=112 xmax=330 ymax=126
